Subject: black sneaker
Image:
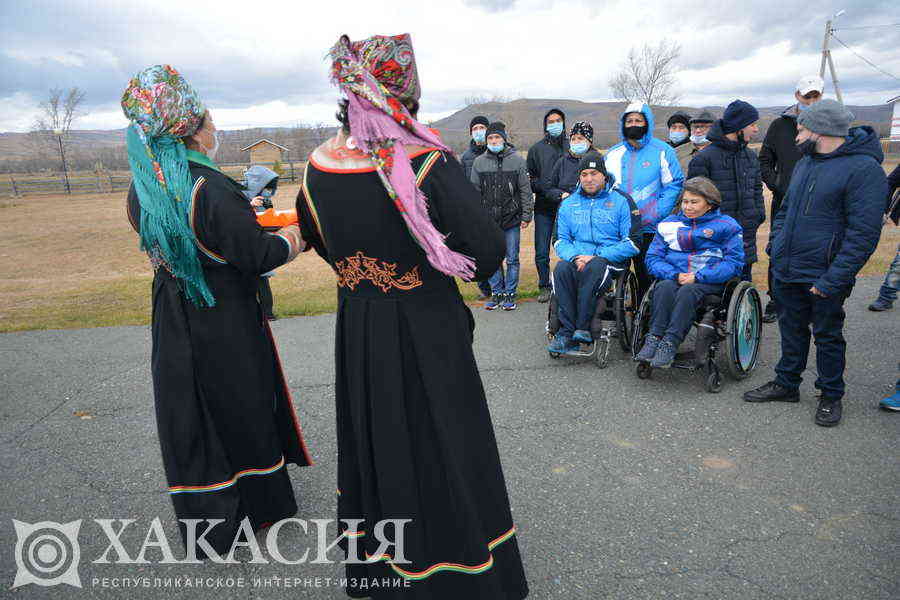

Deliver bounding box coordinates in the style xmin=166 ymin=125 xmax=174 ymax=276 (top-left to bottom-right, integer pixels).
xmin=815 ymin=397 xmax=842 ymax=427
xmin=537 ymin=288 xmax=552 ymax=303
xmin=743 ymin=381 xmax=800 ymax=403
xmin=762 ymin=301 xmax=778 ymax=323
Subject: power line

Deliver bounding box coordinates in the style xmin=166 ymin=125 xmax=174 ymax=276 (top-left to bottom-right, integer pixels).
xmin=830 ymin=33 xmax=900 ymax=82
xmin=834 ymin=22 xmax=900 ymax=30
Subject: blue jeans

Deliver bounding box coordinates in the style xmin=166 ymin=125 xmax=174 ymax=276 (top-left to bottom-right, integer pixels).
xmin=489 ymin=225 xmax=521 ymax=296
xmin=649 ymin=279 xmax=724 ymax=345
xmin=553 ymin=258 xmax=620 ymax=337
xmin=773 ymin=279 xmax=847 ymax=399
xmin=534 ymin=211 xmax=556 ymax=290
xmin=876 ymin=243 xmax=900 ymax=303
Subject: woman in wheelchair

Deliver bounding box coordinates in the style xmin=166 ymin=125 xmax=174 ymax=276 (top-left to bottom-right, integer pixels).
xmin=547 ymin=151 xmax=641 ymax=354
xmin=634 ymin=176 xmax=745 ymax=368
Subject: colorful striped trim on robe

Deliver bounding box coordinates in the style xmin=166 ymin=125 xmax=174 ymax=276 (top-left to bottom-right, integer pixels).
xmin=167 ymin=456 xmax=285 ymax=494
xmin=363 ymin=525 xmax=517 ymax=580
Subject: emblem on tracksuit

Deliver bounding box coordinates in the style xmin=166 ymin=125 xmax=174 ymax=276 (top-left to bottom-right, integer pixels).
xmin=702 ymin=228 xmax=714 ymax=238
xmin=641 ymin=161 xmax=651 ymax=168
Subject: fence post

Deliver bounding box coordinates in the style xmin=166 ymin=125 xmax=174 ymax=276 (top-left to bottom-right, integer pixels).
xmin=290 ymin=160 xmax=295 ymax=182
xmin=10 ymin=175 xmax=18 ymax=197
xmin=96 ymin=173 xmax=103 ymax=192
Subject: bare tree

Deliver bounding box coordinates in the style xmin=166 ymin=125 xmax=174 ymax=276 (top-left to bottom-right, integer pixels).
xmin=33 ymin=87 xmax=86 ymax=133
xmin=609 ymin=39 xmax=681 ymax=106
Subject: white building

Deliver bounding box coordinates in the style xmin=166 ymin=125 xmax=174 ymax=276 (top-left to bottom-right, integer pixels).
xmin=889 ymin=95 xmax=900 ymax=153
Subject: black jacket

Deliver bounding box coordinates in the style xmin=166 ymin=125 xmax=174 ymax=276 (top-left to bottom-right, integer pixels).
xmin=470 ymin=145 xmax=534 ymax=230
xmin=460 ymin=140 xmax=487 ymax=182
xmin=688 ymin=120 xmax=765 ymax=263
xmin=546 ymin=150 xmax=594 ymax=201
xmin=769 ymin=126 xmax=887 ymax=296
xmin=759 ymin=106 xmax=802 ymax=206
xmin=526 ymin=110 xmax=569 ymax=215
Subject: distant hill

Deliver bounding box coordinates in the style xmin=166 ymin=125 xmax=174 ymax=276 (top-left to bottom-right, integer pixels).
xmin=0 ymin=100 xmax=891 ymax=173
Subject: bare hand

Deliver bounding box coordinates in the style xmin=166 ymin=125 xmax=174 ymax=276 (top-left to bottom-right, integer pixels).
xmin=810 ymin=286 xmax=827 ymax=297
xmin=678 ymin=272 xmax=695 ymax=285
xmin=250 ymin=196 xmax=264 ymax=207
xmin=561 ymin=192 xmax=570 ymax=200
xmin=521 ymin=221 xmax=531 ymax=229
xmin=575 ymin=255 xmax=593 ymax=271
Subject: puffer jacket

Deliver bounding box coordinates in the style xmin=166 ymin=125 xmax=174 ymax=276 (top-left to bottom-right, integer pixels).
xmin=470 ymin=145 xmax=534 ymax=229
xmin=687 ymin=120 xmax=765 ymax=263
xmin=604 ymin=103 xmax=685 ymax=235
xmin=646 ymin=208 xmax=745 ymax=284
xmin=759 ymin=105 xmax=802 ymax=200
xmin=769 ymin=126 xmax=887 ymax=296
xmin=554 ymin=175 xmax=642 ymax=264
xmin=460 ymin=140 xmax=487 ymax=181
xmin=546 ymin=149 xmax=598 ymax=201
xmin=527 ymin=108 xmax=569 ymax=215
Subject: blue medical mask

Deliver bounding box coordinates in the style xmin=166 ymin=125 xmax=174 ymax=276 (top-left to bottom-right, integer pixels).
xmin=690 ymin=133 xmax=708 ymax=145
xmin=546 ymin=121 xmax=564 ymax=137
xmin=487 ymin=142 xmax=504 ymax=153
xmin=570 ymin=141 xmax=588 ymax=155
xmin=669 ymin=130 xmax=688 ymax=144
xmin=472 ymin=129 xmax=486 ymax=143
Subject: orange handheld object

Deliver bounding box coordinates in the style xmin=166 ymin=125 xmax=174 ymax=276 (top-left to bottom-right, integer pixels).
xmin=256 ymin=208 xmax=299 ymax=231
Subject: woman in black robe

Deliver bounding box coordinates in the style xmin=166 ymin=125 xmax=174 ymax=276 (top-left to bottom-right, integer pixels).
xmin=121 ymin=65 xmax=312 ymax=557
xmin=294 ymin=35 xmax=528 ymax=599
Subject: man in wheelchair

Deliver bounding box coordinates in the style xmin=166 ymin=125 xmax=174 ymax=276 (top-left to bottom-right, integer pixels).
xmin=547 ymin=152 xmax=642 ymax=354
xmin=634 ymin=176 xmax=745 ymax=368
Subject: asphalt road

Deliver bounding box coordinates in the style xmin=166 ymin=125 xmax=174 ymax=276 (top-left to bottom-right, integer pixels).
xmin=1 ymin=276 xmax=897 ymax=599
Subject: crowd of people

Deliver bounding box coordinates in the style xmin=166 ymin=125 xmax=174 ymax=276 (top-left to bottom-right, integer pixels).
xmin=120 ymin=33 xmax=896 ymax=599
xmin=462 ymin=75 xmax=898 ymax=424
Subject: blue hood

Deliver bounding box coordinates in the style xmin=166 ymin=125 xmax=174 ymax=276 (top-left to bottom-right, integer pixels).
xmin=813 ymin=125 xmax=883 ymax=164
xmin=618 ymin=102 xmax=656 ymax=148
xmin=243 ymin=165 xmax=279 ymax=199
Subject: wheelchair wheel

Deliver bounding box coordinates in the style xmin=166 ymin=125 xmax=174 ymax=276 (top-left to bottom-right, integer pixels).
xmin=631 ymin=282 xmax=655 ymax=360
xmin=636 ymin=361 xmax=652 ymax=379
xmin=546 ymin=292 xmax=560 ymax=342
xmin=723 ymin=281 xmax=762 ymax=380
xmin=615 ymin=269 xmax=639 ymax=353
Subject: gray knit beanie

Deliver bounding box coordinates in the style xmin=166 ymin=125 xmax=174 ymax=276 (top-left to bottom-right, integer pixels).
xmin=797 ymin=99 xmax=854 ymax=137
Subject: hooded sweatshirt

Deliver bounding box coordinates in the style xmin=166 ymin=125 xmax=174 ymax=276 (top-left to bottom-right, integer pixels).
xmin=242 ymin=165 xmax=279 ymax=205
xmin=769 ymin=126 xmax=887 ymax=296
xmin=527 ymin=108 xmax=569 ymax=215
xmin=604 ymin=103 xmax=684 ymax=235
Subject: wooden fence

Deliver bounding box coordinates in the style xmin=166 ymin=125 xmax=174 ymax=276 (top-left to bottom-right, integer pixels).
xmin=0 ymin=162 xmax=307 ymax=197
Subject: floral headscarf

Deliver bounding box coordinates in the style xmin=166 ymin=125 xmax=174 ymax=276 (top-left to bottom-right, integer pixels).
xmin=329 ymin=34 xmax=475 ymax=280
xmin=121 ymin=65 xmax=214 ymax=307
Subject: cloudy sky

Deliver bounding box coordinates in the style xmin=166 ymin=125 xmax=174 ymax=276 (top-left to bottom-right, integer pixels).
xmin=1 ymin=0 xmax=898 ymax=132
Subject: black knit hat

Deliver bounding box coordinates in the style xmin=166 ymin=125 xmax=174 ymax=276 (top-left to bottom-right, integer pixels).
xmin=722 ymin=100 xmax=759 ymax=134
xmin=570 ymin=121 xmax=594 ymax=142
xmin=690 ymin=110 xmax=715 ymax=125
xmin=469 ymin=115 xmax=489 ymax=132
xmin=667 ymin=111 xmax=691 ymax=129
xmin=486 ymin=121 xmax=508 ymax=142
xmin=577 ymin=151 xmax=606 ymax=176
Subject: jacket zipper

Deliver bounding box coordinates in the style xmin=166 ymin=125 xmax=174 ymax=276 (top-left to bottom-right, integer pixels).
xmin=804 ymin=169 xmax=818 ymax=215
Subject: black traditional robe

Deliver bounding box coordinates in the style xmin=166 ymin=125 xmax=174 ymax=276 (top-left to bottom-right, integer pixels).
xmin=296 ymin=141 xmax=529 ymax=599
xmin=127 ymin=158 xmax=312 ymax=557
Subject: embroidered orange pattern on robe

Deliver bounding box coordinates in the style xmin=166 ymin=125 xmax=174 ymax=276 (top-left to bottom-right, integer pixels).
xmin=335 ymin=251 xmax=422 ymax=292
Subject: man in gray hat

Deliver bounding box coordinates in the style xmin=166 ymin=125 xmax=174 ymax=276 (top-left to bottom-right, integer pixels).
xmin=743 ymin=99 xmax=887 ymax=428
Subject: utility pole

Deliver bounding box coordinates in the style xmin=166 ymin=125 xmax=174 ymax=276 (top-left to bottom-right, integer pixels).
xmin=819 ymin=14 xmax=845 ymax=105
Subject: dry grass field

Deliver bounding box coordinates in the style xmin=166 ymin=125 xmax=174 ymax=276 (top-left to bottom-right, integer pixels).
xmin=1 ymin=160 xmax=897 ymax=333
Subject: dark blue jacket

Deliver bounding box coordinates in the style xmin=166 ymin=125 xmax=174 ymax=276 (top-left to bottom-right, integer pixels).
xmin=646 ymin=208 xmax=745 ymax=284
xmin=546 ymin=150 xmax=596 ymax=202
xmin=769 ymin=126 xmax=887 ymax=297
xmin=688 ymin=120 xmax=765 ymax=264
xmin=460 ymin=140 xmax=486 ymax=182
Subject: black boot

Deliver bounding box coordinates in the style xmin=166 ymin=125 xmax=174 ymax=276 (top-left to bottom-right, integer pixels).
xmin=743 ymin=381 xmax=800 ymax=403
xmin=762 ymin=301 xmax=778 ymax=323
xmin=815 ymin=397 xmax=842 ymax=427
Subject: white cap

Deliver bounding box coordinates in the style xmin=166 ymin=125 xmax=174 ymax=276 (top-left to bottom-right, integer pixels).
xmin=624 ymin=101 xmax=644 ymax=114
xmin=796 ymin=75 xmax=824 ymax=95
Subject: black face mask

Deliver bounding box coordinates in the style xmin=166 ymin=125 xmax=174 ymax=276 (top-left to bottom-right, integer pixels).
xmin=796 ymin=138 xmax=817 ymax=155
xmin=624 ymin=125 xmax=647 ymax=140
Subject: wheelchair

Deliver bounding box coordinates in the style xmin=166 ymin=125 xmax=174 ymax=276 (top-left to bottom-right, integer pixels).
xmin=631 ymin=278 xmax=762 ymax=392
xmin=545 ymin=264 xmax=639 ymax=368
